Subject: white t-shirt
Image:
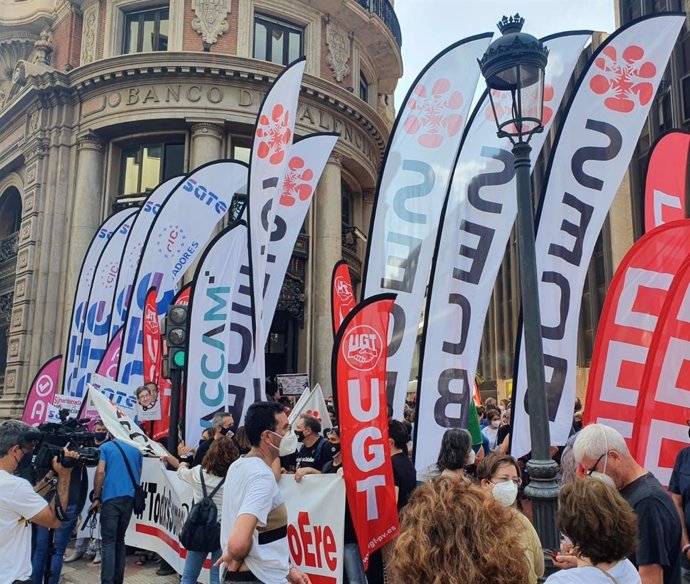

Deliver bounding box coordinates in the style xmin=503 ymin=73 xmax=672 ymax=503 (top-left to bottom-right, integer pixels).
xmin=220 ymin=457 xmax=289 ymax=584
xmin=0 ymin=470 xmax=49 ymax=582
xmin=177 ymin=464 xmax=225 ymax=510
xmin=544 ymin=559 xmax=641 ymax=584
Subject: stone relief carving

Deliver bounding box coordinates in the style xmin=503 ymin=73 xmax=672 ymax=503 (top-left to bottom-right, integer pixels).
xmin=192 ymin=0 xmax=231 ymax=45
xmin=32 ymin=29 xmax=53 ymax=65
xmin=326 ymin=22 xmax=350 ymax=83
xmin=81 ymin=4 xmax=98 ymax=66
xmin=0 ymin=36 xmax=36 ymax=109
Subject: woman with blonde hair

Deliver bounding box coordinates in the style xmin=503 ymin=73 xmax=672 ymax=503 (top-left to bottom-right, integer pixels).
xmin=388 ymin=476 xmax=530 ymax=584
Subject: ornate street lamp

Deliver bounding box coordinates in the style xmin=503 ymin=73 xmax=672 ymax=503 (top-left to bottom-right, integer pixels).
xmin=479 ymin=14 xmax=560 ymax=551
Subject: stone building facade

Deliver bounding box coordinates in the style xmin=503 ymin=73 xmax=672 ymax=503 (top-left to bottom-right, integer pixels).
xmin=0 ymin=0 xmax=402 ymax=416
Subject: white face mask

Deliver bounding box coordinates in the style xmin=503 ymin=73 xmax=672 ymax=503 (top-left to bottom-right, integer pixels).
xmin=492 ymin=480 xmax=518 ymax=507
xmin=590 ymin=469 xmax=616 ymax=489
xmin=491 ymin=420 xmax=500 ymax=429
xmin=466 ymin=448 xmax=476 ymax=466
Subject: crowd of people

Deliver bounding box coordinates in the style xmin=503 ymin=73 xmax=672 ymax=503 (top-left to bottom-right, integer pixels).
xmin=3 ymin=388 xmax=690 ymax=584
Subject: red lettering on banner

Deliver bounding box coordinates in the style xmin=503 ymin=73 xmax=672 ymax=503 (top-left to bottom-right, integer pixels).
xmin=287 ymin=512 xmax=337 ymax=572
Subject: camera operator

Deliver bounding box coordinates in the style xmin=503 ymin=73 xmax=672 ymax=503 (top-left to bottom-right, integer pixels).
xmin=0 ymin=420 xmax=77 ymax=584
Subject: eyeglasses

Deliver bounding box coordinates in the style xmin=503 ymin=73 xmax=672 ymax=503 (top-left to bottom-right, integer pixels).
xmin=587 ymin=452 xmax=607 ymax=476
xmin=492 ymin=476 xmax=522 ymax=487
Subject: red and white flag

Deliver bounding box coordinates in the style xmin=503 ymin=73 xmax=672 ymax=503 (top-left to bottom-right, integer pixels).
xmin=332 ymin=260 xmax=356 ymax=335
xmin=644 ymin=131 xmax=689 ymax=232
xmin=334 ymin=294 xmax=398 ymax=568
xmin=631 ymin=248 xmax=690 ymax=485
xmin=584 ymin=220 xmax=690 ymax=444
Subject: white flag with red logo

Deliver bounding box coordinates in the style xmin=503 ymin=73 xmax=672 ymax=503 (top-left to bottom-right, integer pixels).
xmin=247 ymin=59 xmax=306 ymax=398
xmin=512 ymin=15 xmax=684 ymax=458
xmin=361 ymin=34 xmax=493 ymax=419
xmin=415 ymin=31 xmax=589 ymax=472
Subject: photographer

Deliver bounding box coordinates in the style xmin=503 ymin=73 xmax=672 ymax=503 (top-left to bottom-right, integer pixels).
xmin=0 ymin=420 xmax=76 ymax=584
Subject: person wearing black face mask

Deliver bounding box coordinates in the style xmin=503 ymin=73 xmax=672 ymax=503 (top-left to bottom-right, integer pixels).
xmin=293 ymin=414 xmax=330 ymax=482
xmin=0 ymin=420 xmax=76 ymax=584
xmin=191 ymin=412 xmax=234 ymax=467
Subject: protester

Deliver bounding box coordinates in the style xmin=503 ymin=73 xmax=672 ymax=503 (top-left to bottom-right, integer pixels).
xmin=545 ymin=478 xmax=640 ymax=583
xmin=216 ymin=401 xmax=309 ymax=584
xmin=89 ymin=437 xmax=143 ymax=584
xmin=192 ymin=412 xmax=234 ymax=467
xmin=163 ymin=439 xmax=239 ymax=584
xmin=0 ymin=420 xmax=77 ymax=584
xmin=417 ymin=428 xmax=474 ymax=483
xmin=388 ymin=419 xmax=416 ymax=510
xmin=234 ymin=426 xmax=251 ymax=456
xmin=294 ymin=413 xmax=330 ymax=474
xmin=477 ymin=453 xmax=544 ymax=584
xmin=572 ymin=424 xmax=680 ymax=584
xmin=481 ymin=409 xmax=501 ymax=450
xmin=389 ymin=477 xmax=530 ymax=584
xmin=65 ymin=420 xmax=111 ymax=565
xmin=670 ymin=438 xmax=690 ymax=584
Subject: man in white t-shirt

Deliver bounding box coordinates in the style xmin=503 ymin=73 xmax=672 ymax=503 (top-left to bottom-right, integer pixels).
xmin=217 ymin=401 xmax=310 ymax=584
xmin=0 ymin=420 xmax=76 ymax=584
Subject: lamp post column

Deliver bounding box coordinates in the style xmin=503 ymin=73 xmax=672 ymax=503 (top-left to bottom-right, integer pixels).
xmin=512 ymin=140 xmax=559 ymax=550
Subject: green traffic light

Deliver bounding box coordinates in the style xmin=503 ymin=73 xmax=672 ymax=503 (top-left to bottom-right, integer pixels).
xmin=173 ymin=350 xmax=186 ymax=368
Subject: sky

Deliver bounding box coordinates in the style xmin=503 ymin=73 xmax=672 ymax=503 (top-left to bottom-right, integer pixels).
xmin=393 ymin=0 xmax=617 ymax=105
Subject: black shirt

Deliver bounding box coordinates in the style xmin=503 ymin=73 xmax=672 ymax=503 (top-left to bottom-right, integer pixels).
xmin=192 ymin=438 xmax=212 ymax=467
xmin=295 ymin=437 xmax=330 ymax=471
xmin=391 ymin=452 xmax=416 ymax=512
xmin=669 ymin=446 xmax=690 ymax=569
xmin=620 ymin=472 xmax=681 ymax=584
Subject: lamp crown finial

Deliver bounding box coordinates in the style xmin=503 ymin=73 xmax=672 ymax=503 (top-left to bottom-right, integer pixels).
xmin=497 ymin=14 xmax=525 ymax=35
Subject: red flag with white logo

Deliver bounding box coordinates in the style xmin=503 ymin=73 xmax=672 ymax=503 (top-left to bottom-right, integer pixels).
xmin=333 ymin=293 xmax=398 ymax=568
xmin=631 ymin=245 xmax=690 ymax=485
xmin=584 ymin=220 xmax=690 ymax=445
xmin=644 ymin=131 xmax=689 ymax=233
xmin=331 ymin=260 xmax=356 ymax=336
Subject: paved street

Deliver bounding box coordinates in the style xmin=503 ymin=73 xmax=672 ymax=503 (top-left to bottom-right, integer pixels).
xmin=60 ymin=550 xmax=180 ymax=584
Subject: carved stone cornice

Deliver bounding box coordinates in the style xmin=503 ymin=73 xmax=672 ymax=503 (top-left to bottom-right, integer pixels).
xmin=191 ymin=0 xmax=231 ymax=45
xmin=77 ymin=131 xmax=104 ymax=152
xmin=22 ymin=137 xmax=50 ymax=160
xmin=329 ymin=152 xmax=343 ymax=166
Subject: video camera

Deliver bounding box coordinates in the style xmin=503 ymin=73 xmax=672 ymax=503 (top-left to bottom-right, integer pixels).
xmin=21 ymin=409 xmax=100 ymax=483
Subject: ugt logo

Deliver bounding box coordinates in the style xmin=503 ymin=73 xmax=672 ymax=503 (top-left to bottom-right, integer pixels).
xmin=343 ymin=325 xmax=383 ymax=372
xmin=334 ymin=275 xmax=353 ymax=302
xmin=280 ymin=156 xmax=314 ymax=207
xmin=256 ymin=104 xmax=292 ymax=165
xmin=590 ymin=45 xmax=656 ymax=113
xmin=402 ymin=78 xmax=464 ymax=149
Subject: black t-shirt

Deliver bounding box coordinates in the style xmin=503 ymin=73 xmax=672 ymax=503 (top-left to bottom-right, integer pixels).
xmin=669 ymin=446 xmax=690 ymax=568
xmin=391 ymin=452 xmax=416 ymax=512
xmin=620 ymin=472 xmax=681 ymax=584
xmin=295 ymin=437 xmax=330 ymax=471
xmin=192 ymin=438 xmax=212 ymax=467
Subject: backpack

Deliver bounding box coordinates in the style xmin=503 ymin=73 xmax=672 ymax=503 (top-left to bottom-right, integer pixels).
xmin=179 ymin=467 xmax=225 ymax=552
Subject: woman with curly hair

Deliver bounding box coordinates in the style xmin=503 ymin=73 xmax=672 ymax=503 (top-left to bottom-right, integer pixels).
xmin=545 ymin=477 xmax=640 ymax=583
xmin=388 ymin=476 xmax=530 ymax=584
xmin=162 ymin=438 xmax=239 ymax=584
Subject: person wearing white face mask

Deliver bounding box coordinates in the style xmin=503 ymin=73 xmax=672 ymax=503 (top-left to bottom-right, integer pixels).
xmin=478 ymin=453 xmax=544 ymax=584
xmin=481 ymin=410 xmax=502 ymax=450
xmin=571 ymin=424 xmax=681 ymax=584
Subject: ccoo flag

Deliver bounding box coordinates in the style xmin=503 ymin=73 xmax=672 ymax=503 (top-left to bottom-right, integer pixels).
xmin=116 ymin=161 xmax=248 ymax=388
xmin=415 ymin=31 xmax=590 ymax=472
xmin=361 ymin=33 xmax=493 ymax=418
xmin=512 ymin=14 xmax=685 ymax=458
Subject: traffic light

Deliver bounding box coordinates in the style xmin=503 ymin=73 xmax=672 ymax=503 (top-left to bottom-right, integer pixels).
xmin=165 ymin=305 xmax=188 ymax=371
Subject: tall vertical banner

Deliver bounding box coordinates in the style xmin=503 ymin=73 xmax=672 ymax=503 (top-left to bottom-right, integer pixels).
xmin=247 ymin=59 xmax=306 ymax=399
xmin=512 ymin=14 xmax=685 ymax=458
xmin=185 ymin=221 xmax=249 ymax=449
xmin=71 ymin=213 xmax=138 ymax=397
xmin=262 ymin=133 xmax=338 ymax=332
xmin=631 ymin=250 xmax=690 ymax=485
xmin=584 ymin=220 xmax=690 ymax=442
xmin=415 ymin=32 xmax=590 ymax=471
xmin=332 ymin=260 xmax=356 ymax=336
xmin=644 ymin=131 xmax=690 ymax=232
xmin=142 ymin=287 xmax=162 ymax=387
xmin=333 ymin=294 xmax=398 ymax=568
xmin=63 ymin=209 xmax=138 ymax=396
xmin=96 ymin=328 xmax=123 ymax=380
xmin=361 ymin=33 xmax=493 ymax=418
xmin=109 ymin=176 xmax=183 ymax=340
xmin=22 ymin=355 xmax=63 ymax=425
xmin=117 ymin=161 xmax=248 ymax=388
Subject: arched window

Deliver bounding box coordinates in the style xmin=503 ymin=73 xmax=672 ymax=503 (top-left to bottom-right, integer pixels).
xmin=0 ymin=187 xmax=22 ymax=238
xmin=0 ymin=186 xmax=21 ymax=380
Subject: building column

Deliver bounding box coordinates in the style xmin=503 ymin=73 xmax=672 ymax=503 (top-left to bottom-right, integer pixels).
xmin=65 ymin=132 xmax=105 ymax=316
xmin=190 ymin=121 xmax=224 ymax=168
xmin=311 ymin=154 xmax=342 ymax=395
